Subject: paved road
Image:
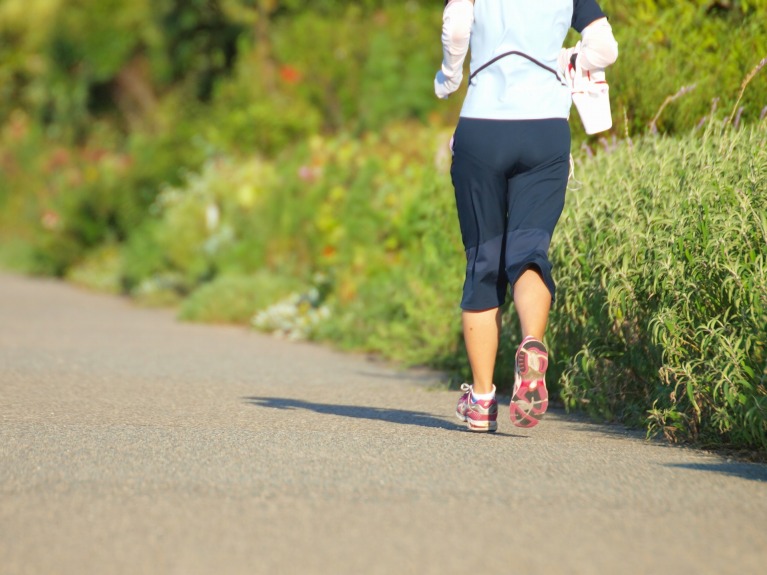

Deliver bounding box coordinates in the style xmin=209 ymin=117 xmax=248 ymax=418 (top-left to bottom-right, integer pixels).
xmin=1 ymin=272 xmax=766 ymax=575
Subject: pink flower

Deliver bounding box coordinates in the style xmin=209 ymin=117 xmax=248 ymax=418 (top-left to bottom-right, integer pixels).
xmin=41 ymin=210 xmax=60 ymax=230
xmin=298 ymin=165 xmax=321 ymax=183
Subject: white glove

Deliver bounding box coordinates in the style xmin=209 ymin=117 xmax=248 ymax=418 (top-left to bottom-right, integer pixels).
xmin=558 ymin=41 xmax=581 ymax=88
xmin=435 ymin=70 xmax=462 ymax=99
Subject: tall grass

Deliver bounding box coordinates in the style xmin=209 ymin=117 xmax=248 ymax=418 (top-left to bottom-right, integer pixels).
xmin=548 ymin=121 xmax=767 ymax=449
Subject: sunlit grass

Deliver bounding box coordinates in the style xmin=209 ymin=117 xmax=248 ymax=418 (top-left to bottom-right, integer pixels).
xmin=548 ymin=120 xmax=767 ymax=449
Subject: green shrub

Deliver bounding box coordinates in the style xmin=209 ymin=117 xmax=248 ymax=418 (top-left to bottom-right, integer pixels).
xmin=65 ymin=242 xmax=122 ymax=293
xmin=118 ymin=155 xmax=278 ymax=295
xmin=549 ymin=120 xmax=767 ymax=450
xmin=179 ymin=271 xmax=303 ymax=324
xmin=119 ymin=221 xmax=167 ymax=293
xmin=602 ymin=0 xmax=767 ymax=137
xmin=0 ymin=105 xmax=207 ymax=277
xmin=270 ymin=4 xmax=439 ymax=133
xmin=3 ymin=0 xmax=766 ymax=152
xmin=250 ymin=122 xmax=467 ymax=365
xmin=26 ymin=146 xmax=150 ymax=276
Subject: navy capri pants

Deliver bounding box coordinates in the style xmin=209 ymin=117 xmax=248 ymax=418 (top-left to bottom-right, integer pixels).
xmin=450 ymin=117 xmax=570 ymax=311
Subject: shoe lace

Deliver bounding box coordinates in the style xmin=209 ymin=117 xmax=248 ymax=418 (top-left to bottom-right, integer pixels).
xmin=460 ymin=383 xmax=471 ymax=393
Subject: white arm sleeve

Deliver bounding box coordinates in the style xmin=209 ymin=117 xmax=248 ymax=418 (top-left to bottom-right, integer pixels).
xmin=579 ymin=17 xmax=618 ymax=71
xmin=434 ymin=0 xmax=474 ymax=99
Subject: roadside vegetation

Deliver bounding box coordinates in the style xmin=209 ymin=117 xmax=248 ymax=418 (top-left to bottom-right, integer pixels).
xmin=0 ymin=0 xmax=765 ymax=452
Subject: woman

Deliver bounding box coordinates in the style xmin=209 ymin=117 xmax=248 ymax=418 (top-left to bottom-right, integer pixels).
xmin=436 ymin=0 xmax=618 ymax=431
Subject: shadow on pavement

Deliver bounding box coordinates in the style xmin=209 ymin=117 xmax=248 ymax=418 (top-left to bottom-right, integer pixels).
xmin=664 ymin=462 xmax=767 ymax=483
xmin=243 ymin=396 xmax=523 ymax=437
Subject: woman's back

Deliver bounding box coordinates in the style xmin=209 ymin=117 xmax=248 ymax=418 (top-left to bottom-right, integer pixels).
xmin=462 ymin=0 xmax=602 ymax=121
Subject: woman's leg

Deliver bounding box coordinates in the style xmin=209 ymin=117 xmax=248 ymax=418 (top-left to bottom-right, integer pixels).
xmin=450 ymin=119 xmax=509 ymax=397
xmin=462 ymin=268 xmax=549 ymax=394
xmin=462 ymin=307 xmax=502 ymax=395
xmin=504 ymin=119 xmax=570 ymax=342
xmin=513 ymin=267 xmax=551 ymax=341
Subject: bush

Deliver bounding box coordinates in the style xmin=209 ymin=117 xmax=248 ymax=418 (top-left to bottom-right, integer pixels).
xmin=601 ymin=0 xmax=767 ymax=138
xmin=0 ymin=105 xmax=207 ymax=277
xmin=548 ymin=120 xmax=767 ymax=450
xmin=179 ymin=271 xmax=303 ymax=324
xmin=270 ymin=4 xmax=439 ymax=133
xmin=256 ymin=122 xmax=467 ymax=365
xmin=65 ymin=242 xmax=122 ymax=293
xmin=118 ymin=154 xmax=279 ymax=293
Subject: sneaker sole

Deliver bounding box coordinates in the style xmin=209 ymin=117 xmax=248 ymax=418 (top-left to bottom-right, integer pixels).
xmin=510 ymin=342 xmax=549 ymax=429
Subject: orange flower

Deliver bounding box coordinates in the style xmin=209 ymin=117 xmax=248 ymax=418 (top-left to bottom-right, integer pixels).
xmin=279 ymin=65 xmax=302 ymax=84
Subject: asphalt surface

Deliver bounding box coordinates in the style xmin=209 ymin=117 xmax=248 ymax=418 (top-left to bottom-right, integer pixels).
xmin=1 ymin=271 xmax=766 ymax=575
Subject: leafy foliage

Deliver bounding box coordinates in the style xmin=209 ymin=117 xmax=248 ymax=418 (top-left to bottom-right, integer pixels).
xmin=549 ymin=122 xmax=767 ymax=449
xmin=179 ymin=271 xmax=303 ymax=324
xmin=602 ymin=0 xmax=767 ymax=137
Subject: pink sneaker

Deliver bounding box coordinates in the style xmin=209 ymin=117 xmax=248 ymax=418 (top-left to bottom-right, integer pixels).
xmin=456 ymin=383 xmax=498 ymax=432
xmin=509 ymin=337 xmax=549 ymax=428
